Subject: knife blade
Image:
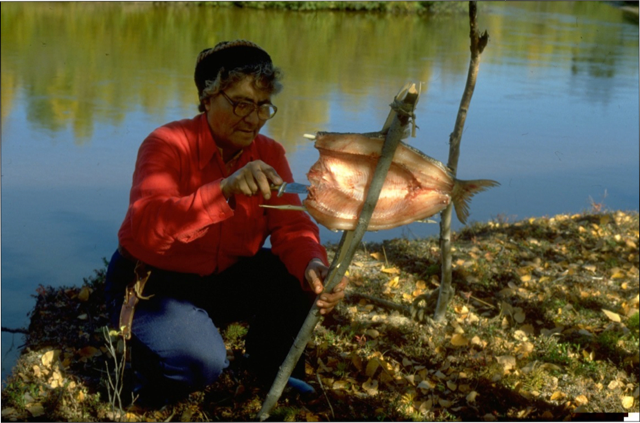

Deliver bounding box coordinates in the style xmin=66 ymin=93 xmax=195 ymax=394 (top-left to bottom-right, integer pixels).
xmin=270 ymin=182 xmax=310 ymax=197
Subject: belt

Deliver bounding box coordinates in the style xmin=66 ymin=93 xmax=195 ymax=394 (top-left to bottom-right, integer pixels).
xmin=117 ymin=244 xmax=154 ymax=340
xmin=117 ymin=244 xmax=138 ymax=263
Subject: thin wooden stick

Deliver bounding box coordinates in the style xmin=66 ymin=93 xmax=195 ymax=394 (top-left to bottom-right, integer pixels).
xmin=316 ymin=371 xmax=335 ymax=420
xmin=434 ymin=1 xmax=489 ymax=321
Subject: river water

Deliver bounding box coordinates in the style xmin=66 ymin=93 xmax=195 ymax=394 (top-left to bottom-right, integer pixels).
xmin=1 ymin=2 xmax=638 ymax=381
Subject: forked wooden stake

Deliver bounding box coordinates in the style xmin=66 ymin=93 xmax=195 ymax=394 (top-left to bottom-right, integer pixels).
xmin=257 ymin=84 xmax=420 ymax=421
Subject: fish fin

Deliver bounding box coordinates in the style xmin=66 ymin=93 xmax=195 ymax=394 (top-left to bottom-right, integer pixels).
xmin=451 ymin=179 xmax=500 ymax=224
xmin=259 ymin=204 xmax=308 ymax=212
xmin=416 ymin=219 xmax=438 ymax=224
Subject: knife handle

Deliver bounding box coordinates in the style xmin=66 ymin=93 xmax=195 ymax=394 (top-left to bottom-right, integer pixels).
xmin=269 ymin=183 xmax=287 ymax=197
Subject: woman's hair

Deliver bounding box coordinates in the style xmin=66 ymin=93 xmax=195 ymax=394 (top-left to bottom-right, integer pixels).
xmin=194 ymin=40 xmax=283 ymax=113
xmin=198 ymin=63 xmax=283 ymax=113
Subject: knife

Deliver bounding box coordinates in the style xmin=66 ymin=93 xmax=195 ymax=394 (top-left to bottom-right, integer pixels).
xmin=269 ymin=182 xmax=310 ymax=197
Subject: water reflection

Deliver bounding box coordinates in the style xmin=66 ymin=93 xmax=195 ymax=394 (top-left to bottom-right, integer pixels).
xmin=3 ymin=2 xmax=634 ymax=147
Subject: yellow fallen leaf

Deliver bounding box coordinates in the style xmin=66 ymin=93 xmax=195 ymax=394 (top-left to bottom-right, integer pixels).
xmin=365 ymin=329 xmax=380 ymax=339
xmin=417 ymin=379 xmax=436 ymax=391
xmin=574 ymin=394 xmax=588 ymax=406
xmin=621 ymin=396 xmax=634 ymax=409
xmin=32 ymin=365 xmax=42 ymax=378
xmin=370 ymin=252 xmax=382 ymax=260
xmin=470 ymin=335 xmax=485 ymax=348
xmin=466 ymin=390 xmax=478 ymax=403
xmin=438 ymin=398 xmax=452 ymax=408
xmin=365 ymin=358 xmax=380 ymax=377
xmin=1 ymin=408 xmax=17 ymax=418
xmin=332 ymin=380 xmax=349 ymax=391
xmin=387 ymin=276 xmax=399 ymax=288
xmin=351 ymin=355 xmax=363 ymax=372
xmin=450 ymin=334 xmax=469 ymax=347
xmin=379 ymin=370 xmax=394 ymax=384
xmin=520 ymin=274 xmax=532 ymax=283
xmin=550 ymin=391 xmax=565 ymax=401
xmin=78 ymin=286 xmax=91 ymax=302
xmin=306 ymin=412 xmax=320 ymax=422
xmin=362 ymin=378 xmax=379 ymax=396
xmin=26 ymin=403 xmax=45 ymax=418
xmin=454 ymin=305 xmax=469 ymax=314
xmin=513 ymin=310 xmax=526 ymax=323
xmin=418 ymin=399 xmax=432 ymax=414
xmin=41 ymin=350 xmax=60 ymax=368
xmin=446 ymin=380 xmax=457 ymax=391
xmin=516 ymin=342 xmax=535 ymax=358
xmin=495 ymin=355 xmax=516 ymax=371
xmin=611 ymin=270 xmax=626 ymax=279
xmin=416 ymin=280 xmax=427 ymax=290
xmin=602 ymin=309 xmax=621 ymax=322
xmin=381 ymin=266 xmax=400 ymax=274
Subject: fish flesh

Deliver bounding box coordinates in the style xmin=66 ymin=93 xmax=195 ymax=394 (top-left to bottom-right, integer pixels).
xmin=302 ymin=132 xmax=499 ymax=231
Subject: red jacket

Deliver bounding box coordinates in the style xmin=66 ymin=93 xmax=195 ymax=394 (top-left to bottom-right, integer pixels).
xmin=118 ymin=113 xmax=328 ymax=284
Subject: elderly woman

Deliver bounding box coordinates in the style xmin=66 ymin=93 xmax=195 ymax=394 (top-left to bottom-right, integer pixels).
xmin=104 ymin=40 xmax=347 ymax=407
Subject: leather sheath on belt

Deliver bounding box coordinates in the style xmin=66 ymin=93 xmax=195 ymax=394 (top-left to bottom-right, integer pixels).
xmin=118 ymin=245 xmax=154 ymax=340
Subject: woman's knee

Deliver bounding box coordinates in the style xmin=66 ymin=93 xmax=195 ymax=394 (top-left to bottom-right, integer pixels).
xmin=133 ymin=300 xmax=229 ymax=390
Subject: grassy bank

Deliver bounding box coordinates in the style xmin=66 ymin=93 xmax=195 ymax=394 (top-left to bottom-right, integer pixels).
xmin=1 ymin=210 xmax=638 ymax=421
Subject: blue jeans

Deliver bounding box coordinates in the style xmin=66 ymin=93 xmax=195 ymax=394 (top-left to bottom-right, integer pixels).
xmin=104 ymin=248 xmax=314 ymax=401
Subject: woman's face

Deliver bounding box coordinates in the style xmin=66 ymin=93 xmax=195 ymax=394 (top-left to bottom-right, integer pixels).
xmin=204 ymin=76 xmax=272 ymax=157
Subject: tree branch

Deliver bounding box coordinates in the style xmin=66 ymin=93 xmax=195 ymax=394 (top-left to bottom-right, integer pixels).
xmin=1 ymin=326 xmax=29 ymax=334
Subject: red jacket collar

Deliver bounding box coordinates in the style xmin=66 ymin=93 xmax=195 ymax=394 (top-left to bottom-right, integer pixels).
xmin=197 ymin=113 xmax=258 ymax=170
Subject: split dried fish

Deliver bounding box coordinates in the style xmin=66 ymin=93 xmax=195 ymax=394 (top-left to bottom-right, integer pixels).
xmin=264 ymin=132 xmax=499 ymax=231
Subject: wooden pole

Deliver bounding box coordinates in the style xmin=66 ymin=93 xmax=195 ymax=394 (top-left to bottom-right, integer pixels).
xmin=257 ymin=84 xmax=420 ymax=421
xmin=433 ymin=1 xmax=489 ymax=321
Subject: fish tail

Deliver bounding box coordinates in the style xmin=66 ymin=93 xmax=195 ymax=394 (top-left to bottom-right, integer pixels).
xmin=451 ymin=179 xmax=500 ymax=224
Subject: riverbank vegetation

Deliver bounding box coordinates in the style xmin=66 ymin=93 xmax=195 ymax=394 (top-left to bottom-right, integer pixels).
xmin=189 ymin=2 xmax=466 ymax=15
xmin=2 ymin=209 xmax=638 ymax=421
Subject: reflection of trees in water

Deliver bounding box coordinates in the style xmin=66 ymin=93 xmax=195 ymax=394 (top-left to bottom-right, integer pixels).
xmin=1 ymin=1 xmax=636 ymax=145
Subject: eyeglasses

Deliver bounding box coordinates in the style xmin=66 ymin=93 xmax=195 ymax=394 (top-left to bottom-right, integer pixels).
xmin=219 ymin=91 xmax=278 ymax=120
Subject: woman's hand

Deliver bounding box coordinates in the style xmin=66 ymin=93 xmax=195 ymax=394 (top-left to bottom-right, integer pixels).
xmin=220 ymin=160 xmax=283 ymax=200
xmin=305 ymin=259 xmax=348 ymax=315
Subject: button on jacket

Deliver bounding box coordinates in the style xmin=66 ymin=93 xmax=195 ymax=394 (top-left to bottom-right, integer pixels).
xmin=118 ymin=113 xmax=328 ymax=284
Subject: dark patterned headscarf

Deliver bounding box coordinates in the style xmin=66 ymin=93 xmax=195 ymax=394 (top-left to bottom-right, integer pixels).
xmin=194 ymin=40 xmax=273 ymax=101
